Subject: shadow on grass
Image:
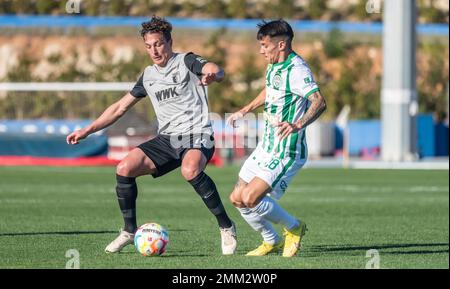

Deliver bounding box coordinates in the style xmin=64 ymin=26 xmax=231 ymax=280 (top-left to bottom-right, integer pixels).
xmin=0 ymin=230 xmax=117 ymax=237
xmin=0 ymin=229 xmax=189 ymax=237
xmin=388 ymin=250 xmax=449 ymax=255
xmin=117 ymin=251 xmax=210 ymax=257
xmin=308 ymin=243 xmax=449 ymax=256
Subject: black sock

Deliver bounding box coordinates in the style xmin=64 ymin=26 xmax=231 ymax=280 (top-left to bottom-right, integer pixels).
xmin=116 ymin=174 xmax=138 ymax=233
xmin=188 ymin=172 xmax=233 ymax=229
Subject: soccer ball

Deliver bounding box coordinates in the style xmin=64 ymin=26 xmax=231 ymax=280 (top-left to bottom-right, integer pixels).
xmin=134 ymin=223 xmax=169 ymax=256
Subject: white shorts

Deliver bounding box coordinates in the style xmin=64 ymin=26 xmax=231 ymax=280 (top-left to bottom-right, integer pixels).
xmin=238 ymin=145 xmax=307 ymax=200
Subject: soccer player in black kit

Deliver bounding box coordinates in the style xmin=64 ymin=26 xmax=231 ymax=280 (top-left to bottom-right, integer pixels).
xmin=66 ymin=16 xmax=237 ymax=255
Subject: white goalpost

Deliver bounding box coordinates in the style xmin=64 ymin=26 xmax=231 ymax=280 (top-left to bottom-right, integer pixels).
xmin=0 ymin=82 xmax=134 ymax=91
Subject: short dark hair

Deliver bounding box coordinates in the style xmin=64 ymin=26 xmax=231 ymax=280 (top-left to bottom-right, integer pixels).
xmin=140 ymin=15 xmax=172 ymax=41
xmin=257 ymin=19 xmax=294 ymax=43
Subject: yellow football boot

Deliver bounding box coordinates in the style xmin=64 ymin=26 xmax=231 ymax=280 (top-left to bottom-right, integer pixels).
xmin=246 ymin=241 xmax=283 ymax=256
xmin=282 ymin=220 xmax=307 ymax=257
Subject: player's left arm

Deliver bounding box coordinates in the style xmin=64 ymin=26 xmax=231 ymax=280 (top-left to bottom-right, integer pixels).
xmin=184 ymin=52 xmax=224 ymax=86
xmin=200 ymin=62 xmax=225 ymax=85
xmin=277 ymin=90 xmax=327 ymax=140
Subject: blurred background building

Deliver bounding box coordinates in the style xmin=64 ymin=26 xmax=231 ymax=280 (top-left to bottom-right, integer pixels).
xmin=0 ymin=0 xmax=448 ymax=167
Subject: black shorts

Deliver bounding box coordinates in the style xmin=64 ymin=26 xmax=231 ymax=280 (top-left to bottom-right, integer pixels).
xmin=137 ymin=134 xmax=215 ymax=178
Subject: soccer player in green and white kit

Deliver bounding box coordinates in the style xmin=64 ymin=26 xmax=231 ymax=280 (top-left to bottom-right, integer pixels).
xmin=227 ymin=20 xmax=326 ymax=257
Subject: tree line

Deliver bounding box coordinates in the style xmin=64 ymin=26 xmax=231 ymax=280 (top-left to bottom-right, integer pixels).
xmin=0 ymin=0 xmax=448 ymax=23
xmin=1 ymin=27 xmax=447 ymax=122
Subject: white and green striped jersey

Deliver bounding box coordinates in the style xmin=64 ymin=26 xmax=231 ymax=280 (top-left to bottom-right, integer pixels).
xmin=261 ymin=52 xmax=320 ymax=160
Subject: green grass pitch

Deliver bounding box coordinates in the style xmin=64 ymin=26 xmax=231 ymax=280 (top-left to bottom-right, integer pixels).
xmin=0 ymin=166 xmax=448 ymax=269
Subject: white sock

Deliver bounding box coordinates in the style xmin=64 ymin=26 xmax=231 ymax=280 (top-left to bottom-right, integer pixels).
xmin=253 ymin=196 xmax=299 ymax=230
xmin=238 ymin=207 xmax=281 ymax=245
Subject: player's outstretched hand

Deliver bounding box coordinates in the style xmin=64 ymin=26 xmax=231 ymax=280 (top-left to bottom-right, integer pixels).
xmin=66 ymin=129 xmax=88 ymax=145
xmin=199 ymin=73 xmax=217 ymax=86
xmin=226 ymin=111 xmax=244 ymax=128
xmin=277 ymin=122 xmax=301 ymax=140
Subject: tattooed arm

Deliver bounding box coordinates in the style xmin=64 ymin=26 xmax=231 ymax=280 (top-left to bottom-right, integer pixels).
xmin=298 ymin=90 xmax=327 ymax=129
xmin=277 ymin=91 xmax=327 ymax=140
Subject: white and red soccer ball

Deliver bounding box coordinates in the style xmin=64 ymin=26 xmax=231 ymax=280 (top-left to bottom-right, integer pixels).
xmin=134 ymin=223 xmax=169 ymax=256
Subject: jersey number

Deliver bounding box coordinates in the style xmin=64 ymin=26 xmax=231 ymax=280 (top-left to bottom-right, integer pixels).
xmin=267 ymin=159 xmax=280 ymax=170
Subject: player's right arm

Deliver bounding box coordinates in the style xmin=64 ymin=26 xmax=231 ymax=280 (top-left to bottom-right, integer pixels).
xmin=239 ymin=87 xmax=266 ymax=115
xmin=66 ymin=93 xmax=141 ymax=145
xmin=226 ymin=88 xmax=266 ymax=127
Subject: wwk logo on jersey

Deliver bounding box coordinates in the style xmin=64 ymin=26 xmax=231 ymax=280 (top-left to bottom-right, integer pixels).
xmin=155 ymin=87 xmax=179 ymax=102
